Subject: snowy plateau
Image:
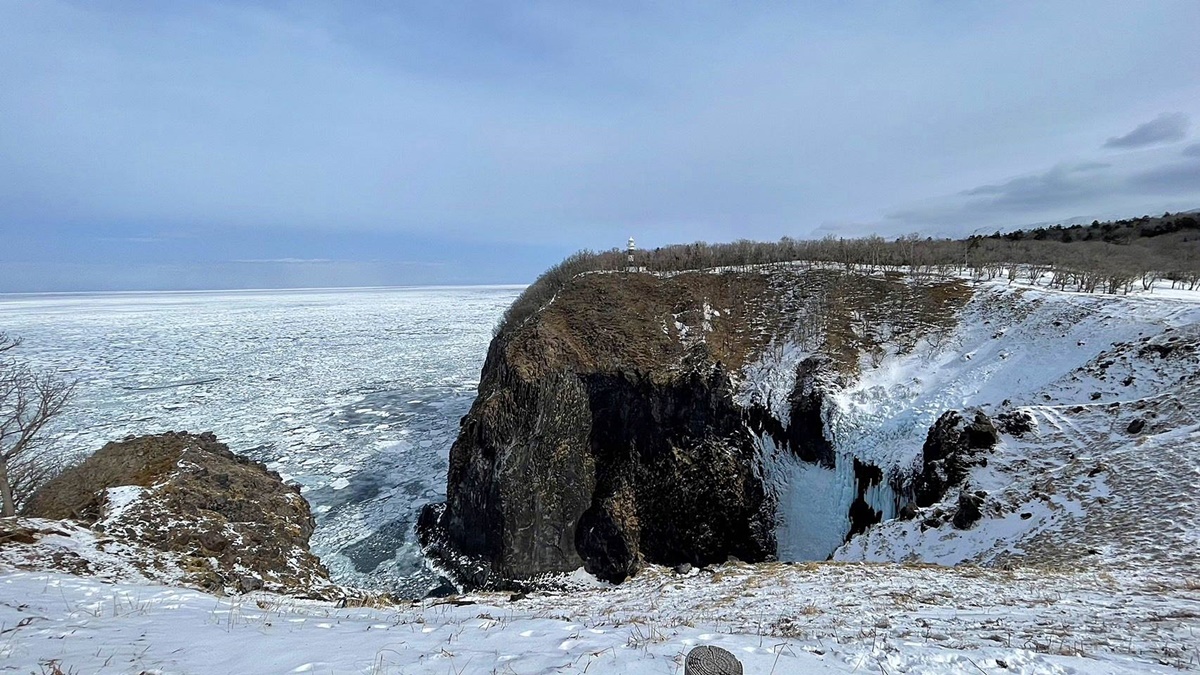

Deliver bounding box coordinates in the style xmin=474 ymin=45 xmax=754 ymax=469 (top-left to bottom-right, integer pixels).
xmin=2 ymin=281 xmax=1199 ymax=674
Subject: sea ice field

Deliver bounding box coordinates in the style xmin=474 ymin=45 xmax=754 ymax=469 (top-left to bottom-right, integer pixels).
xmin=0 ymin=286 xmax=522 ymax=596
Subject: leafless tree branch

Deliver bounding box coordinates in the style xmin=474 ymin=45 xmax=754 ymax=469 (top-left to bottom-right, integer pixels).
xmin=0 ymin=339 xmax=75 ymax=516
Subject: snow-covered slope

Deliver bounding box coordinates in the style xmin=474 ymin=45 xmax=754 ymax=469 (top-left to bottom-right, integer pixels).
xmin=741 ymin=279 xmax=1200 ymax=572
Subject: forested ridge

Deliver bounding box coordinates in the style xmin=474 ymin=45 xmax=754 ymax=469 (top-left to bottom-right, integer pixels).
xmin=498 ymin=211 xmax=1200 ymax=335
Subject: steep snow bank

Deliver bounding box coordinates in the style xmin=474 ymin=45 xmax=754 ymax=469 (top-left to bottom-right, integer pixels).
xmin=829 ymin=283 xmax=1200 ymax=464
xmin=742 ymin=280 xmax=1200 ymax=564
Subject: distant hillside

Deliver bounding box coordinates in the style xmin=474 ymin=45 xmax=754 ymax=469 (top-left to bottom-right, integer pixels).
xmin=997 ymin=211 xmax=1200 ymax=244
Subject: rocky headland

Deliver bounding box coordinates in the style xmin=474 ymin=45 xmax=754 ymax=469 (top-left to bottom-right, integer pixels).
xmin=6 ymin=431 xmax=336 ymax=598
xmin=420 ymin=264 xmax=1200 ymax=590
xmin=418 ymin=267 xmax=988 ymax=587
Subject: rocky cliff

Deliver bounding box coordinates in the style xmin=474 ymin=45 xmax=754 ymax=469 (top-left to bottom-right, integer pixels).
xmin=419 ymin=267 xmax=974 ymax=587
xmin=422 ymin=264 xmax=1200 ymax=589
xmin=16 ymin=432 xmax=335 ymax=597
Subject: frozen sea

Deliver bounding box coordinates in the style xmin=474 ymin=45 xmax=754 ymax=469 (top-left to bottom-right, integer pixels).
xmin=0 ymin=285 xmax=522 ymax=597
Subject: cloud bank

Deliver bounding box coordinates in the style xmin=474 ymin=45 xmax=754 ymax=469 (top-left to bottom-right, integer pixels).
xmin=1104 ymin=113 xmax=1190 ymax=149
xmin=1 ymin=2 xmax=1199 ymax=290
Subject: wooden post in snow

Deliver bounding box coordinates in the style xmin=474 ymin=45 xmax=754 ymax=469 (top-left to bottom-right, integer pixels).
xmin=684 ymin=645 xmax=743 ymax=675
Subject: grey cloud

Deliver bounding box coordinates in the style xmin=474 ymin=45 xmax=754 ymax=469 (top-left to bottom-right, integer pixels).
xmin=887 ymin=152 xmax=1200 ymax=232
xmin=1127 ymin=160 xmax=1200 ymax=195
xmin=1184 ymin=143 xmax=1200 ymax=157
xmin=1104 ymin=112 xmax=1190 ymax=149
xmin=957 ymin=163 xmax=1112 ymax=209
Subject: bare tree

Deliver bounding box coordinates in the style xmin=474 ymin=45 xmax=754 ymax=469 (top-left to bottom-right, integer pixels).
xmin=0 ymin=333 xmax=74 ymax=517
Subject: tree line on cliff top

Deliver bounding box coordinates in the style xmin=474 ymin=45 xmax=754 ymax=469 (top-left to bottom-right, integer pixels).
xmin=497 ymin=212 xmax=1200 ymax=335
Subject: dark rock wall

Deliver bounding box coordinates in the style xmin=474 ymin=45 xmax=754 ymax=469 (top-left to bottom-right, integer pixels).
xmin=784 ymin=356 xmax=839 ymax=468
xmin=438 ymin=340 xmax=595 ymax=584
xmin=913 ymin=410 xmax=999 ymax=507
xmin=423 ymin=325 xmax=899 ymax=583
xmin=424 ymin=338 xmax=774 ymax=586
xmin=848 ymin=458 xmax=885 ymax=538
xmin=577 ymin=369 xmax=773 ymax=582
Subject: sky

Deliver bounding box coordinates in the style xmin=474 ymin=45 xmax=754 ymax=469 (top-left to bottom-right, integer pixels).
xmin=1 ymin=1 xmax=1199 ymax=292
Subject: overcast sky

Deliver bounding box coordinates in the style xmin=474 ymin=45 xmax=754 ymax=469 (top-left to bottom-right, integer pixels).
xmin=2 ymin=1 xmax=1199 ymax=292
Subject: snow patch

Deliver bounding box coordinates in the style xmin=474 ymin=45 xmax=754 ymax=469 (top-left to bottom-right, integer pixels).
xmin=100 ymin=485 xmax=146 ymax=526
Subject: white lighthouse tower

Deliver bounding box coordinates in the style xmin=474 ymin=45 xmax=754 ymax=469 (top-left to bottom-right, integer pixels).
xmin=627 ymin=237 xmax=636 ymax=272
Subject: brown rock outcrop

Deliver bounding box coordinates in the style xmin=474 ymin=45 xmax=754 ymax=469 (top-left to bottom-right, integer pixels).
xmin=23 ymin=431 xmax=333 ymax=597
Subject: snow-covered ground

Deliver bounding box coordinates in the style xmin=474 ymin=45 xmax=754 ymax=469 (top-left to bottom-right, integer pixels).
xmin=3 ymin=561 xmax=1196 ymax=673
xmin=833 ymin=282 xmax=1200 ymax=571
xmin=0 ymin=286 xmax=521 ymax=594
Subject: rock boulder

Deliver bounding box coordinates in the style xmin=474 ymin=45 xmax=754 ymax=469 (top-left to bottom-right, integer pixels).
xmin=913 ymin=410 xmax=999 ymax=507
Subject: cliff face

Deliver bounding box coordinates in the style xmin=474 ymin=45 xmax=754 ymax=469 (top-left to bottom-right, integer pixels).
xmin=420 ymin=268 xmax=973 ymax=587
xmin=421 ymin=272 xmax=781 ymax=585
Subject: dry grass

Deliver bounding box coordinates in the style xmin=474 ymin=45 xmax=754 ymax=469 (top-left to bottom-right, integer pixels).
xmin=22 ymin=436 xmax=185 ymax=521
xmin=506 ymin=270 xmax=774 ymax=378
xmin=502 ymin=267 xmax=973 ymax=382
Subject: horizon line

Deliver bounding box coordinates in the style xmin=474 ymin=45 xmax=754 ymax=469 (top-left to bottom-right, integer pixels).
xmin=0 ymin=282 xmax=531 ymax=300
